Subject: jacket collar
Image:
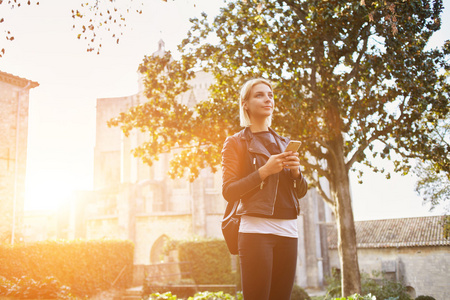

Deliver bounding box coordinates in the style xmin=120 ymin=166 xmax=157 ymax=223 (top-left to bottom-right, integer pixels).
xmin=240 ymin=127 xmax=288 ymax=157
xmin=241 ymin=126 xmax=287 ymax=142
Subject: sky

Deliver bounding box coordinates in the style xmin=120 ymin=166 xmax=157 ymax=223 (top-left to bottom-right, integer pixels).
xmin=0 ymin=0 xmax=448 ymax=220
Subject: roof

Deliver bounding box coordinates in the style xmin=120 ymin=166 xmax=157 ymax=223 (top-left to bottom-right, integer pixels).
xmin=327 ymin=215 xmax=450 ymax=249
xmin=0 ymin=70 xmax=39 ymax=89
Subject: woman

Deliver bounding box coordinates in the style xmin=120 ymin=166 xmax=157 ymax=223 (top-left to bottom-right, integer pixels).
xmin=221 ymin=78 xmax=308 ymax=300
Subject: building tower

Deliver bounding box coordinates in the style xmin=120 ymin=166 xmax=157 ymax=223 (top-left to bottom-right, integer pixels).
xmin=0 ymin=71 xmax=39 ymax=243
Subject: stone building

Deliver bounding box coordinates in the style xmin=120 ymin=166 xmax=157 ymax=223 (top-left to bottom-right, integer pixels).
xmin=0 ymin=70 xmax=38 ymax=243
xmin=80 ymin=40 xmax=333 ymax=289
xmin=328 ymin=215 xmax=450 ymax=300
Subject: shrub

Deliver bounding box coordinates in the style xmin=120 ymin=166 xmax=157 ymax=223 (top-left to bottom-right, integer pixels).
xmin=143 ymin=238 xmax=239 ymax=299
xmin=0 ymin=239 xmax=134 ymax=297
xmin=323 ymin=269 xmax=342 ymax=299
xmin=177 ymin=239 xmax=236 ymax=285
xmin=0 ymin=275 xmax=78 ymax=299
xmin=145 ymin=291 xmax=178 ymax=300
xmin=144 ymin=291 xmax=242 ymax=300
xmin=324 ymin=270 xmax=412 ymax=300
xmin=188 ymin=291 xmax=241 ymax=299
xmin=143 ymin=283 xmax=197 ymax=300
xmin=415 ymin=296 xmax=436 ymax=300
xmin=333 ymin=294 xmax=376 ymax=300
xmin=291 ymin=284 xmax=311 ymax=300
xmin=0 ymin=276 xmax=11 ymax=295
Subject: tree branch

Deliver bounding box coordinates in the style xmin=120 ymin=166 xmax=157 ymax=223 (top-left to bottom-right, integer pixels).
xmin=346 ymin=98 xmax=408 ymax=170
xmin=317 ymin=181 xmax=335 ymax=207
xmin=302 ymin=159 xmax=330 ymax=180
xmin=284 ymin=0 xmax=308 ymax=24
xmin=344 ymin=26 xmax=370 ymax=84
xmin=309 ymin=137 xmax=338 ymax=163
xmin=346 ymin=125 xmax=392 ymax=171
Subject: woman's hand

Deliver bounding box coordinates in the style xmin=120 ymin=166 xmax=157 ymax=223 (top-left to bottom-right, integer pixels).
xmin=258 ymin=151 xmax=300 ymax=180
xmin=284 ymin=151 xmax=301 ymax=178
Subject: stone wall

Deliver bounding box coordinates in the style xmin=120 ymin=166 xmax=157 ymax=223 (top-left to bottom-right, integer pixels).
xmin=296 ymin=188 xmax=333 ymax=289
xmin=0 ymin=77 xmax=34 ymax=241
xmin=134 ymin=214 xmax=193 ymax=265
xmin=329 ymin=246 xmax=450 ymax=300
xmin=86 ymin=216 xmax=120 ymax=240
xmin=94 ymin=95 xmax=137 ymax=189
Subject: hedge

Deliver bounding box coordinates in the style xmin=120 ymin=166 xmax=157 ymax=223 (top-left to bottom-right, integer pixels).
xmin=0 ymin=239 xmax=134 ymax=297
xmin=177 ymin=239 xmax=236 ymax=285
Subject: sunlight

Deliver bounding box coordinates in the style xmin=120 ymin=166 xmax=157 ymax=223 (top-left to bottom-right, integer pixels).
xmin=25 ymin=170 xmax=80 ymax=211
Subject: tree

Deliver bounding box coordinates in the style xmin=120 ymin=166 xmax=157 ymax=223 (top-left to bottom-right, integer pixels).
xmin=109 ymin=0 xmax=450 ymax=296
xmin=414 ymin=117 xmax=449 ymax=211
xmin=414 ymin=116 xmax=449 ymax=239
xmin=0 ymin=0 xmax=403 ymax=56
xmin=415 ymin=161 xmax=450 ymax=209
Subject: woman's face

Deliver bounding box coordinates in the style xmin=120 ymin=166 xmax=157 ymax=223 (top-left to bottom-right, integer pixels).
xmin=244 ymin=83 xmax=274 ymax=121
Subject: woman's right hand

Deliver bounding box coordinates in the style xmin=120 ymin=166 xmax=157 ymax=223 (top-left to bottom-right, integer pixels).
xmin=258 ymin=152 xmax=292 ymax=180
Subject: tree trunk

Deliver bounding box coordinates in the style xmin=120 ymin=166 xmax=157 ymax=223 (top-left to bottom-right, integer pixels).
xmin=330 ymin=145 xmax=361 ymax=296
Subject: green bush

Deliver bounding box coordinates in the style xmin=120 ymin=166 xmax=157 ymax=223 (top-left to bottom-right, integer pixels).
xmin=143 ymin=238 xmax=239 ymax=300
xmin=188 ymin=291 xmax=242 ymax=299
xmin=332 ymin=294 xmax=376 ymax=300
xmin=177 ymin=239 xmax=236 ymax=285
xmin=0 ymin=275 xmax=78 ymax=299
xmin=146 ymin=291 xmax=178 ymax=300
xmin=291 ymin=284 xmax=311 ymax=300
xmin=0 ymin=239 xmax=134 ymax=297
xmin=324 ymin=270 xmax=412 ymax=300
xmin=144 ymin=291 xmax=242 ymax=300
xmin=143 ymin=283 xmax=197 ymax=300
xmin=415 ymin=296 xmax=436 ymax=300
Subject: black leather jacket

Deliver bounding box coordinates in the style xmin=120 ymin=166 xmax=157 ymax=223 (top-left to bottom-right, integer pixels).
xmin=221 ymin=127 xmax=308 ymax=218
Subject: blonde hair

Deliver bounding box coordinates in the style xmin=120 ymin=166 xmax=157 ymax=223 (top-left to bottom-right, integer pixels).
xmin=239 ymin=78 xmax=274 ymax=127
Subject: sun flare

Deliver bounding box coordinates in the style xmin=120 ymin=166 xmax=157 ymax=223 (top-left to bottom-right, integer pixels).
xmin=25 ymin=170 xmax=81 ymax=211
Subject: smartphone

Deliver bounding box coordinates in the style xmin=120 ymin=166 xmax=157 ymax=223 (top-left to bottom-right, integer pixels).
xmin=284 ymin=140 xmax=301 ymax=152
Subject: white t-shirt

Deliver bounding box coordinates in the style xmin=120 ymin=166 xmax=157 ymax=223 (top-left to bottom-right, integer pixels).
xmin=239 ymin=215 xmax=298 ymax=238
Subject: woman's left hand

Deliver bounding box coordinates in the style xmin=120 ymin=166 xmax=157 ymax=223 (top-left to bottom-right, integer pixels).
xmin=283 ymin=151 xmax=301 ymax=178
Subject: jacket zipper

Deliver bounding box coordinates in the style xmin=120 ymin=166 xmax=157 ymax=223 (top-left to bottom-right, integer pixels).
xmin=271 ymin=175 xmax=280 ymax=215
xmin=293 ymin=177 xmax=300 ymax=214
xmin=240 ymin=156 xmax=263 ymax=198
xmin=251 ymin=147 xmax=280 ymax=215
xmin=253 ymin=157 xmax=264 ymax=189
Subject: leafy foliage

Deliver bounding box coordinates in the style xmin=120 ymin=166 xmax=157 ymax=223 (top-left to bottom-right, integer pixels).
xmin=0 ymin=275 xmax=78 ymax=299
xmin=332 ymin=294 xmax=376 ymax=300
xmin=0 ymin=239 xmax=134 ymax=297
xmin=177 ymin=239 xmax=236 ymax=285
xmin=188 ymin=291 xmax=242 ymax=300
xmin=414 ymin=118 xmax=449 ymax=212
xmin=291 ymin=284 xmax=311 ymax=300
xmin=442 ymin=215 xmax=450 ymax=239
xmin=415 ymin=296 xmax=436 ymax=300
xmin=145 ymin=291 xmax=178 ymax=300
xmin=325 ymin=270 xmax=412 ymax=300
xmin=414 ymin=160 xmax=450 ymax=210
xmin=144 ymin=291 xmax=243 ymax=300
xmin=111 ymin=0 xmax=449 ymax=201
xmin=144 ymin=238 xmax=238 ymax=299
xmin=144 ymin=285 xmax=197 ymax=300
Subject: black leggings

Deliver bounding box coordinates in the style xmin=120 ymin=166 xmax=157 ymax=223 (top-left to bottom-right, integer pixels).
xmin=238 ymin=232 xmax=298 ymax=300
